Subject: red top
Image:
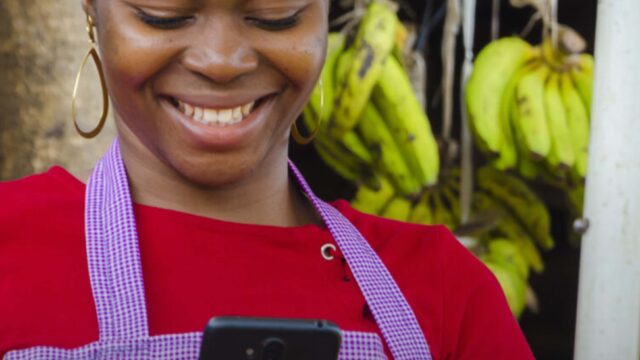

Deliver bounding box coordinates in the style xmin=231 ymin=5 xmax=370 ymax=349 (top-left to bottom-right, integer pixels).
xmin=0 ymin=167 xmax=534 ymax=359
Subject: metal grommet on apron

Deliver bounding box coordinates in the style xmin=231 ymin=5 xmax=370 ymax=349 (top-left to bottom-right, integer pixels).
xmin=321 ymin=243 xmax=337 ymax=260
xmin=5 ymin=139 xmax=432 ymax=360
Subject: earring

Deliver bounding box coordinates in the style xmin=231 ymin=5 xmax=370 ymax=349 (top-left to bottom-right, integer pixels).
xmin=71 ymin=15 xmax=109 ymax=139
xmin=292 ymin=79 xmax=324 ymax=145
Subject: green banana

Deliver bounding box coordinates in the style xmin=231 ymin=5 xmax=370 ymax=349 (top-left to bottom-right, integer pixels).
xmin=485 ymin=238 xmax=530 ymax=280
xmin=560 ymin=72 xmax=590 ymax=178
xmin=380 ymin=196 xmax=413 ymax=221
xmin=328 ymin=1 xmax=398 ymax=139
xmin=476 ymin=166 xmax=554 ymax=250
xmin=482 ymin=259 xmax=528 ymax=318
xmin=372 ymin=56 xmax=440 ymax=186
xmin=473 ymin=191 xmax=544 ymax=273
xmin=513 ymin=64 xmax=552 ymax=159
xmin=340 ymin=131 xmax=374 ymax=165
xmin=544 ymin=72 xmax=576 ymax=173
xmin=570 ymin=54 xmax=594 ymax=114
xmin=440 ymin=184 xmax=461 ymax=227
xmin=511 ymin=96 xmax=541 ymax=180
xmin=305 ymin=32 xmax=346 ymax=127
xmin=351 ymin=177 xmax=395 ymax=215
xmin=358 ymin=101 xmax=421 ymax=196
xmin=409 ymin=191 xmax=434 ymax=225
xmin=429 ymin=191 xmax=457 ymax=230
xmin=312 ymin=131 xmax=380 ymax=189
xmin=466 ymin=37 xmax=539 ymax=156
xmin=494 ymin=60 xmax=542 ymax=170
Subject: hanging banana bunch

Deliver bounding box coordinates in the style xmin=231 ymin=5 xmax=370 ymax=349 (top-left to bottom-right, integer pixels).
xmin=303 ymin=0 xmax=440 ymax=197
xmin=465 ymin=26 xmax=593 ymax=183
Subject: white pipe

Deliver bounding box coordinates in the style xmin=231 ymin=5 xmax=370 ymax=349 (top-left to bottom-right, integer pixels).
xmin=573 ymin=0 xmax=640 ymax=358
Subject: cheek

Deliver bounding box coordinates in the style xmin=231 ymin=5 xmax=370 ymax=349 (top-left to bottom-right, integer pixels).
xmin=98 ymin=14 xmax=178 ymax=91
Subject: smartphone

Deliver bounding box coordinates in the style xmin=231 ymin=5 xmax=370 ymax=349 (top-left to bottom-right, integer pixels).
xmin=198 ymin=316 xmax=342 ymax=360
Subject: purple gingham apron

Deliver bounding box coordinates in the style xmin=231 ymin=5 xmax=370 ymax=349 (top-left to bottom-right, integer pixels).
xmin=5 ymin=140 xmax=431 ymax=360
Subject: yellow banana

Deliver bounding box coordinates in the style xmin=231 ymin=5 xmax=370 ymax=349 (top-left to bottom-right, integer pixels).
xmin=513 ymin=65 xmax=552 ymax=159
xmin=544 ymin=72 xmax=576 ymax=173
xmin=560 ymin=73 xmax=590 ymax=178
xmin=570 ymin=53 xmax=594 ymax=114
xmin=372 ymin=56 xmax=440 ymax=186
xmin=466 ymin=37 xmax=539 ymax=156
xmin=380 ymin=196 xmax=413 ymax=221
xmin=358 ymin=101 xmax=421 ymax=196
xmin=351 ymin=177 xmax=395 ymax=215
xmin=329 ymin=1 xmax=398 ymax=139
xmin=473 ymin=191 xmax=544 ymax=273
xmin=476 ymin=166 xmax=554 ymax=250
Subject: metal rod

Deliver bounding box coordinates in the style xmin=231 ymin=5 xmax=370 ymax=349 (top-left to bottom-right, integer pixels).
xmin=573 ymin=0 xmax=640 ymax=357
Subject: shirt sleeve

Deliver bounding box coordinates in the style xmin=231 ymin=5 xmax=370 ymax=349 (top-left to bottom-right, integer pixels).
xmin=438 ymin=227 xmax=535 ymax=360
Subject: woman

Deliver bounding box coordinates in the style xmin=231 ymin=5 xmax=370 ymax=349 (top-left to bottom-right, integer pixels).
xmin=0 ymin=0 xmax=534 ymax=358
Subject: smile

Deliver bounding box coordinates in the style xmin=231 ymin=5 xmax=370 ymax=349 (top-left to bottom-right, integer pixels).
xmin=168 ymin=97 xmax=260 ymax=126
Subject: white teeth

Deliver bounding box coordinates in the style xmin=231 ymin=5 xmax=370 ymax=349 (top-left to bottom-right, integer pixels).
xmin=174 ymin=98 xmax=257 ymax=125
xmin=193 ymin=106 xmax=203 ymax=121
xmin=218 ymin=109 xmax=232 ymax=123
xmin=184 ymin=103 xmax=194 ymax=117
xmin=232 ymin=107 xmax=242 ymax=122
xmin=242 ymin=102 xmax=254 ymax=117
xmin=203 ymin=109 xmax=217 ymax=123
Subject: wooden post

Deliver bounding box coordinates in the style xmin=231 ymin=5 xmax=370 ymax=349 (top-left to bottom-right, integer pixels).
xmin=574 ymin=0 xmax=640 ymax=357
xmin=0 ymin=1 xmax=114 ymax=181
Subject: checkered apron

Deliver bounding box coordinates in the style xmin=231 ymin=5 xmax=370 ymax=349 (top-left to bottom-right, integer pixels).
xmin=5 ymin=140 xmax=431 ymax=360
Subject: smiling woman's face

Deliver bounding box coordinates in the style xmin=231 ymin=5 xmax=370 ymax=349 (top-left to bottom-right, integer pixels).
xmin=83 ymin=0 xmax=328 ymax=187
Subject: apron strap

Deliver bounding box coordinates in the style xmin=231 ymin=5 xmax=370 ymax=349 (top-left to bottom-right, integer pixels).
xmin=84 ymin=139 xmax=431 ymax=359
xmin=289 ymin=160 xmax=432 ymax=360
xmin=85 ymin=140 xmax=149 ymax=339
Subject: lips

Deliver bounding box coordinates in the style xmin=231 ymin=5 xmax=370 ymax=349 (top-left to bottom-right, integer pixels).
xmin=160 ymin=93 xmax=277 ymax=150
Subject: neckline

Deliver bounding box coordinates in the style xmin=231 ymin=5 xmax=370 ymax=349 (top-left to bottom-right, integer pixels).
xmin=49 ymin=165 xmax=327 ymax=235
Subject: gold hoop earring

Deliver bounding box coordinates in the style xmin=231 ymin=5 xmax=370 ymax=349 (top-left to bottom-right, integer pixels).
xmin=71 ymin=15 xmax=109 ymax=139
xmin=292 ymin=79 xmax=324 ymax=145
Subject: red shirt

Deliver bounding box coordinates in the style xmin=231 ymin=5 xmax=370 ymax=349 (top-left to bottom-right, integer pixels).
xmin=0 ymin=167 xmax=534 ymax=359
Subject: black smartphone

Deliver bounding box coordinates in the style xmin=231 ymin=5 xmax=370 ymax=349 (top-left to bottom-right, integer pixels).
xmin=198 ymin=316 xmax=342 ymax=360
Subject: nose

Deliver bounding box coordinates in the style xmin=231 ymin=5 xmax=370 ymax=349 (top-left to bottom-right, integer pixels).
xmin=181 ymin=19 xmax=259 ymax=84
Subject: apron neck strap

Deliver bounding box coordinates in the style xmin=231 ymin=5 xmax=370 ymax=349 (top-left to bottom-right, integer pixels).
xmin=288 ymin=160 xmax=432 ymax=359
xmin=84 ymin=140 xmax=430 ymax=359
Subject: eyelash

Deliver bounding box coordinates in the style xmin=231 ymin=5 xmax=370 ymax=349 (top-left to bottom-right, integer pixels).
xmin=136 ymin=10 xmax=301 ymax=31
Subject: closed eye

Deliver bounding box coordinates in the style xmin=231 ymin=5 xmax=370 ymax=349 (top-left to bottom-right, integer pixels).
xmin=247 ymin=10 xmax=303 ymax=31
xmin=136 ymin=9 xmax=193 ymax=30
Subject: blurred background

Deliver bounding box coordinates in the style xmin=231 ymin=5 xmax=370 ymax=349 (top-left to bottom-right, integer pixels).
xmin=0 ymin=1 xmax=598 ymax=358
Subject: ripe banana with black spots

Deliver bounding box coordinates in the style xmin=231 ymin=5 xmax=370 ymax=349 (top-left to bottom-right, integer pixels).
xmin=329 ymin=1 xmax=398 ymax=139
xmin=358 ymin=102 xmax=421 ymax=196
